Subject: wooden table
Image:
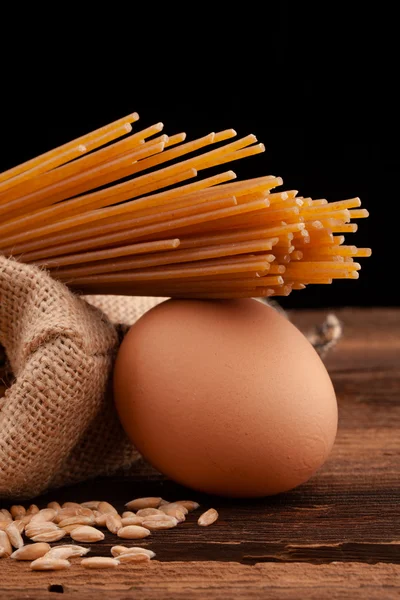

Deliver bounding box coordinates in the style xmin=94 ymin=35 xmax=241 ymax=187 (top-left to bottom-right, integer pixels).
xmin=1 ymin=308 xmax=399 ymax=599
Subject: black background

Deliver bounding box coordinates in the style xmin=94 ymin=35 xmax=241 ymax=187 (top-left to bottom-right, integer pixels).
xmin=1 ymin=5 xmax=398 ymax=308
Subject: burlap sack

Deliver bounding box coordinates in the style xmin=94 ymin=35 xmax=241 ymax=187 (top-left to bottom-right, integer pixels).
xmin=0 ymin=256 xmax=162 ymax=500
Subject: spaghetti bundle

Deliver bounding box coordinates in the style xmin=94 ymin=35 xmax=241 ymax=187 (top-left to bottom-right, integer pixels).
xmin=0 ymin=113 xmax=371 ymax=298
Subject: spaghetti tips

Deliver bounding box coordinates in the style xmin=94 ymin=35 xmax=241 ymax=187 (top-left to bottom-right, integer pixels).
xmin=0 ymin=114 xmax=370 ymax=297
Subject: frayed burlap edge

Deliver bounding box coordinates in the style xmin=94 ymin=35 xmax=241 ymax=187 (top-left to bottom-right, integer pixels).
xmin=0 ymin=257 xmax=161 ymax=500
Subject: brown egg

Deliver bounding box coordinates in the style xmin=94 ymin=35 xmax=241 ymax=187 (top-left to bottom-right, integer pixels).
xmin=114 ymin=299 xmax=337 ymax=497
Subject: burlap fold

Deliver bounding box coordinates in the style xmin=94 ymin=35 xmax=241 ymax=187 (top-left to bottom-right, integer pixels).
xmin=0 ymin=256 xmax=161 ymax=500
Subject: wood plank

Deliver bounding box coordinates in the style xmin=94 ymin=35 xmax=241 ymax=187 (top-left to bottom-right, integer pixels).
xmin=1 ymin=561 xmax=400 ymax=599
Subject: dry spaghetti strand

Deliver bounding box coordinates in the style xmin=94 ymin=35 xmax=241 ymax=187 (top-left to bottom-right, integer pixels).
xmin=0 ymin=113 xmax=370 ymax=298
xmin=0 ymin=113 xmax=138 ymax=190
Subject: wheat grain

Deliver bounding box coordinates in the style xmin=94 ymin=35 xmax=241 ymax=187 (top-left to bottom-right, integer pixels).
xmin=160 ymin=503 xmax=188 ymax=515
xmin=54 ymin=507 xmax=82 ymax=523
xmin=198 ymin=508 xmax=219 ymax=526
xmin=141 ymin=513 xmax=178 ymax=523
xmin=117 ymin=551 xmax=151 ymax=563
xmin=174 ymin=501 xmax=200 ymax=512
xmin=26 ymin=505 xmax=40 ymax=515
xmin=141 ymin=516 xmax=178 ymax=530
xmin=45 ymin=544 xmax=91 ymax=559
xmin=81 ymin=507 xmax=96 ymax=517
xmin=20 ymin=514 xmax=34 ymax=526
xmin=81 ymin=557 xmax=119 ymax=569
xmin=10 ymin=505 xmax=26 ymax=519
xmin=94 ymin=513 xmax=108 ymax=527
xmin=81 ymin=501 xmax=101 ymax=509
xmin=111 ymin=546 xmax=156 ymax=559
xmin=10 ymin=543 xmax=50 ymax=560
xmin=166 ymin=504 xmax=189 ymax=516
xmin=121 ymin=511 xmax=136 ymax=519
xmin=97 ymin=501 xmax=118 ymax=515
xmin=120 ymin=516 xmax=144 ymax=526
xmin=12 ymin=520 xmax=25 ymax=534
xmin=0 ymin=509 xmax=12 ymax=521
xmin=136 ymin=508 xmax=164 ymax=517
xmin=125 ymin=497 xmax=162 ymax=511
xmin=70 ymin=526 xmax=105 ymax=543
xmin=30 ymin=557 xmax=71 ymax=570
xmin=25 ymin=522 xmax=59 ymax=538
xmin=30 ymin=529 xmax=66 ymax=543
xmin=110 ymin=545 xmax=130 ymax=557
xmin=117 ymin=525 xmax=151 ymax=539
xmin=0 ymin=531 xmax=12 ymax=557
xmin=6 ymin=522 xmax=24 ymax=548
xmin=60 ymin=523 xmax=84 ymax=534
xmin=0 ymin=494 xmax=207 ymax=567
xmin=58 ymin=515 xmax=94 ymax=528
xmin=106 ymin=514 xmax=122 ymax=534
xmin=30 ymin=508 xmax=57 ymax=524
xmin=159 ymin=504 xmax=187 ymax=522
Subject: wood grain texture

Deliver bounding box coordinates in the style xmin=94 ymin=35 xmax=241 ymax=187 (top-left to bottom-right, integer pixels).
xmin=1 ymin=308 xmax=399 ymax=598
xmin=2 ymin=561 xmax=400 ymax=599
